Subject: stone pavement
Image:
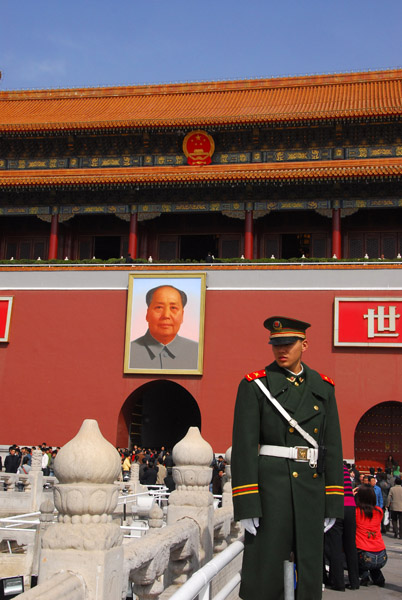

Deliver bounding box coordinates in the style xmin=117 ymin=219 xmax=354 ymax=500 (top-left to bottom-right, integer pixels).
xmin=323 ymin=532 xmax=402 ymax=599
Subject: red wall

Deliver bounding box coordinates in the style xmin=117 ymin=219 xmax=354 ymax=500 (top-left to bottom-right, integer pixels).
xmin=1 ymin=287 xmax=402 ymax=458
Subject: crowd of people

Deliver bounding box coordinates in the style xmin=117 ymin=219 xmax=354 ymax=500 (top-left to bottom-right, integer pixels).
xmin=117 ymin=446 xmax=228 ymax=499
xmin=1 ymin=443 xmax=227 ymax=498
xmin=117 ymin=445 xmax=176 ymax=491
xmin=0 ymin=444 xmax=59 ymax=476
xmin=325 ymin=455 xmax=401 ymax=590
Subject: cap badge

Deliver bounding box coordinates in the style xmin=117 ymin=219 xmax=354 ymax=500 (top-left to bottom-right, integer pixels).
xmin=273 ymin=320 xmax=282 ymax=330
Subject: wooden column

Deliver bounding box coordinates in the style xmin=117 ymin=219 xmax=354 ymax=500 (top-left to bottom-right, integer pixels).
xmin=48 ymin=214 xmax=59 ymax=260
xmin=244 ymin=210 xmax=254 ymax=259
xmin=332 ymin=208 xmax=341 ymax=258
xmin=128 ymin=213 xmax=138 ymax=259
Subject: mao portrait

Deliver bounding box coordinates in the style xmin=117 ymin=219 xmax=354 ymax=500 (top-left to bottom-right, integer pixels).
xmin=124 ymin=274 xmax=206 ymax=374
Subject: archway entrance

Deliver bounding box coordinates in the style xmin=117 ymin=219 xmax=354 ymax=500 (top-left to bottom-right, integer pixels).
xmin=354 ymin=401 xmax=402 ymax=471
xmin=119 ymin=380 xmax=201 ymax=450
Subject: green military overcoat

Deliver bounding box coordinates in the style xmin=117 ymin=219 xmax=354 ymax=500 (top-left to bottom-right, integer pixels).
xmin=231 ymin=361 xmax=344 ymax=600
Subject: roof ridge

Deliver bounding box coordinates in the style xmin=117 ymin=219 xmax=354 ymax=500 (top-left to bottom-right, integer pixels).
xmin=1 ymin=68 xmax=402 ymax=100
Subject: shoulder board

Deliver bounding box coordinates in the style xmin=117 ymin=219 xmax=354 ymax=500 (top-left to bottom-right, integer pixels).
xmin=245 ymin=369 xmax=266 ymax=381
xmin=320 ymin=373 xmax=335 ymax=386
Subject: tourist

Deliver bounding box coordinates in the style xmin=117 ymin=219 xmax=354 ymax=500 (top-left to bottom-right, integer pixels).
xmin=386 ymin=477 xmax=402 ymax=539
xmin=355 ymin=486 xmax=387 ymax=587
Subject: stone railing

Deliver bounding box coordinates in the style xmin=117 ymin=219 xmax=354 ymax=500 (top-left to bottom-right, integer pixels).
xmin=0 ymin=473 xmax=57 ymax=492
xmin=123 ymin=516 xmax=200 ymax=599
xmin=12 ymin=572 xmax=86 ymax=600
xmin=0 ymin=450 xmax=57 ymax=517
xmin=13 ymin=422 xmax=240 ymax=600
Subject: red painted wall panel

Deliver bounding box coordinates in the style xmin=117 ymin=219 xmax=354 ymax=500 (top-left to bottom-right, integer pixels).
xmin=1 ymin=287 xmax=402 ymax=459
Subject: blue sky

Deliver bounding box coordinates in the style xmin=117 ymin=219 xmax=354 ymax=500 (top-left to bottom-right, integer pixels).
xmin=1 ymin=0 xmax=401 ymax=90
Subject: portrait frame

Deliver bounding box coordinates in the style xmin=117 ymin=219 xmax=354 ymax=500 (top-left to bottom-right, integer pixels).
xmin=124 ymin=273 xmax=206 ymax=374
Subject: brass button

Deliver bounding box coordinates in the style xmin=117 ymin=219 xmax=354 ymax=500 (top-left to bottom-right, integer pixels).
xmin=292 ymin=471 xmax=298 ymax=478
xmin=314 ymin=428 xmax=318 ymax=434
xmin=289 ymin=427 xmax=294 ymax=433
xmin=313 ymin=473 xmax=318 ymax=479
xmin=314 ymin=405 xmax=319 ymax=411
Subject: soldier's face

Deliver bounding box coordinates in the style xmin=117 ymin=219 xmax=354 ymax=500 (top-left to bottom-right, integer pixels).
xmin=146 ymin=286 xmax=184 ymax=344
xmin=272 ymin=339 xmax=308 ymax=373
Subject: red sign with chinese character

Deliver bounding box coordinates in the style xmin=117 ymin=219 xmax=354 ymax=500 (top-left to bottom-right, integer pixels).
xmin=0 ymin=297 xmax=13 ymax=342
xmin=183 ymin=130 xmax=215 ymax=166
xmin=334 ymin=297 xmax=402 ymax=347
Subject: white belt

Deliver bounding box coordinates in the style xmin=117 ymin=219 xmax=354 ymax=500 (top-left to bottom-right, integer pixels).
xmin=259 ymin=444 xmax=318 ymax=467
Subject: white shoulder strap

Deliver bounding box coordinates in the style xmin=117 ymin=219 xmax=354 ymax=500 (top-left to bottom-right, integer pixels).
xmin=254 ymin=378 xmax=318 ymax=449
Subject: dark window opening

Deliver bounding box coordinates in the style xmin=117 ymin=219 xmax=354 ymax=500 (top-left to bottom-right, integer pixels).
xmin=79 ymin=239 xmax=92 ymax=260
xmin=6 ymin=242 xmax=17 ymax=260
xmin=93 ymin=236 xmax=121 ymax=260
xmin=281 ymin=233 xmax=311 ymax=259
xmin=312 ymin=236 xmax=327 ymax=258
xmin=264 ymin=235 xmax=279 ymax=258
xmin=221 ymin=238 xmax=240 ymax=258
xmin=180 ymin=235 xmax=217 ymax=261
xmin=159 ymin=239 xmax=178 ymax=261
xmin=5 ymin=239 xmax=48 ymax=260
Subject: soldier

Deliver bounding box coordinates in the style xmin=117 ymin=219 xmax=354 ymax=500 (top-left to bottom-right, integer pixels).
xmin=231 ymin=316 xmax=344 ymax=600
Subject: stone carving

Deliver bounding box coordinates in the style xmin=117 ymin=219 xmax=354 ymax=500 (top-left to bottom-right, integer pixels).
xmin=148 ymin=504 xmax=164 ymax=529
xmin=54 ymin=419 xmax=120 ymax=484
xmin=42 ymin=522 xmax=122 ymax=550
xmin=167 ymin=427 xmax=215 ymax=564
xmin=31 ymin=448 xmax=43 ymax=471
xmin=169 ymin=427 xmax=213 ymax=507
xmin=15 ymin=422 xmax=241 ymax=600
xmin=222 ymin=446 xmax=232 ymax=508
xmin=39 ymin=419 xmax=124 ymax=599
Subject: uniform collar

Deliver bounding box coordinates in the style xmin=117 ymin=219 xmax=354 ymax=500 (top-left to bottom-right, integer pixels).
xmin=266 ymin=361 xmax=328 ymax=399
xmin=284 ymin=365 xmax=304 ymax=377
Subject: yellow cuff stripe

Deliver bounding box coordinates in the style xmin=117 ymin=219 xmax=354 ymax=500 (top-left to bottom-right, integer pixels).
xmin=325 ymin=485 xmax=344 ymax=496
xmin=233 ymin=484 xmax=259 ymax=498
xmin=233 ymin=489 xmax=259 ymax=497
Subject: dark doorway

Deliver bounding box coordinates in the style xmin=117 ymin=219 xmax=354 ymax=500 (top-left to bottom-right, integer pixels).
xmin=355 ymin=401 xmax=402 ymax=471
xmin=94 ymin=236 xmax=121 ymax=260
xmin=281 ymin=233 xmax=310 ymax=259
xmin=180 ymin=235 xmax=217 ymax=261
xmin=121 ymin=380 xmax=201 ymax=449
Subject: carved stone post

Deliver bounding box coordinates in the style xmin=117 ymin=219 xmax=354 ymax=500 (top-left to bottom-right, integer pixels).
xmin=148 ymin=504 xmax=163 ymax=529
xmin=222 ymin=446 xmax=232 ymax=508
xmin=130 ymin=460 xmax=140 ymax=486
xmin=31 ymin=449 xmax=43 ymax=471
xmin=167 ymin=427 xmax=214 ymax=564
xmin=4 ymin=474 xmax=16 ymax=492
xmin=129 ymin=460 xmax=147 ymax=495
xmin=39 ymin=419 xmax=123 ymax=600
xmin=32 ymin=498 xmax=55 ymax=575
xmin=221 ymin=446 xmax=241 ymax=540
xmin=29 ymin=448 xmax=44 ymax=511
